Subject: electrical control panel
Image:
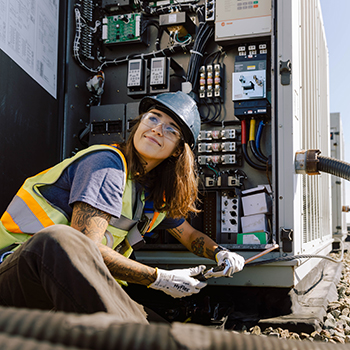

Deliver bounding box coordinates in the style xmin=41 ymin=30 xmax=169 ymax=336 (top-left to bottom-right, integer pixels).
xmin=102 ymin=13 xmax=147 ymax=45
xmin=69 ymin=0 xmax=274 ymax=252
xmin=215 ymin=0 xmax=272 ymax=41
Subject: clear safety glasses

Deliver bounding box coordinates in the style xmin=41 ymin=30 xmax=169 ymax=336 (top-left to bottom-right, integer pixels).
xmin=141 ymin=112 xmax=183 ymax=142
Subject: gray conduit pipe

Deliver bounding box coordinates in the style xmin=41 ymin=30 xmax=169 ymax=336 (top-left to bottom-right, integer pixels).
xmin=0 ymin=306 xmax=350 ymax=350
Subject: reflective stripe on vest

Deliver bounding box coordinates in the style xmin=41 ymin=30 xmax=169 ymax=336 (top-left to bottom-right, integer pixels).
xmin=0 ymin=144 xmax=166 ymax=255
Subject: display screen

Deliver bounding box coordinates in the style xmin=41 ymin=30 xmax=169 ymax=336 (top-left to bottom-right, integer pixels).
xmin=130 ymin=61 xmax=140 ymax=70
xmin=152 ymin=59 xmax=163 ymax=68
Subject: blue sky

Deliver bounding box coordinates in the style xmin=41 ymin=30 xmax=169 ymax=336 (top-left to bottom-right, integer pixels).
xmin=319 ymin=0 xmax=350 ymax=221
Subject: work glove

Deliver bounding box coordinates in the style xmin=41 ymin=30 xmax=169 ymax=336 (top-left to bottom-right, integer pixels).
xmin=205 ymin=251 xmax=245 ymax=278
xmin=149 ymin=265 xmax=207 ymax=298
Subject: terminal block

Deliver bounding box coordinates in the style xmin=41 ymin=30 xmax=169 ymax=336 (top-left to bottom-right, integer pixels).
xmin=205 ymin=0 xmax=215 ymax=21
xmin=198 ymin=154 xmax=237 ymax=165
xmin=198 ymin=129 xmax=238 ymax=141
xmin=198 ymin=142 xmax=236 ymax=153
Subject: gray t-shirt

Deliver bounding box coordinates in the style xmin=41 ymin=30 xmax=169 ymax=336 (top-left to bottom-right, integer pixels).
xmin=39 ymin=150 xmax=184 ymax=230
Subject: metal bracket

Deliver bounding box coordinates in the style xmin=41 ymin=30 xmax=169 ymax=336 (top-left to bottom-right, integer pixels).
xmin=280 ymin=228 xmax=293 ymax=252
xmin=295 ymin=149 xmax=321 ymax=175
xmin=280 ymin=60 xmax=292 ymax=85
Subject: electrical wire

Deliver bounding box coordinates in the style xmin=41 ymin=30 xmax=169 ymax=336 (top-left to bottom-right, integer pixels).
xmin=73 ymin=8 xmax=98 ymax=73
xmin=143 ymin=20 xmax=163 ymax=51
xmin=248 ymin=118 xmax=271 ymax=166
xmin=206 ymin=164 xmax=218 ymax=176
xmin=256 ymin=120 xmax=269 ymax=161
xmin=203 ymin=100 xmax=221 ymax=124
xmin=246 ymin=237 xmax=344 ymax=267
xmin=186 ymin=7 xmax=214 ymax=93
xmin=241 ymin=120 xmax=267 ymax=171
xmin=73 ymin=7 xmax=194 ymax=73
xmin=199 ymin=99 xmax=211 ymax=122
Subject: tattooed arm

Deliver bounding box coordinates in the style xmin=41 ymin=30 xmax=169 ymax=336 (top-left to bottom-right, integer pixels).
xmin=167 ymin=220 xmax=219 ymax=261
xmin=71 ymin=201 xmax=157 ymax=286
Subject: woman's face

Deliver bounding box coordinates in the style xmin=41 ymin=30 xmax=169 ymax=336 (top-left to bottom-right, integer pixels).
xmin=133 ymin=109 xmax=182 ymax=172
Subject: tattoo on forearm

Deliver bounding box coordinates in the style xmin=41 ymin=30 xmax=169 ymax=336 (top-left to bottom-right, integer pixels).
xmin=99 ymin=245 xmax=157 ymax=285
xmin=168 ymin=227 xmax=184 ymax=240
xmin=191 ymin=237 xmax=205 ymax=257
xmin=71 ymin=202 xmax=111 ymax=241
xmin=206 ymin=248 xmax=215 ymax=260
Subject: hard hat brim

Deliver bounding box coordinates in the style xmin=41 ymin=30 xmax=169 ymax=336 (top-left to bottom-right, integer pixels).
xmin=139 ymin=96 xmax=194 ymax=147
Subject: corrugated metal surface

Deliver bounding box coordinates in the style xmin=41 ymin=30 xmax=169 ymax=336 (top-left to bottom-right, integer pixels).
xmin=300 ymin=0 xmax=330 ymax=244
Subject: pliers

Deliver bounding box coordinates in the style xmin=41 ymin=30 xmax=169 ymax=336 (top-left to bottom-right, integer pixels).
xmin=194 ymin=244 xmax=279 ymax=281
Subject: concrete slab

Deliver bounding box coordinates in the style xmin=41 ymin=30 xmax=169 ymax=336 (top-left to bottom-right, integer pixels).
xmin=258 ymin=257 xmax=343 ymax=333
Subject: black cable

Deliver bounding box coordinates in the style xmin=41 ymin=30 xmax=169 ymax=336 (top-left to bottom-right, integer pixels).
xmin=203 ymin=101 xmax=221 ymax=124
xmin=199 ymin=99 xmax=211 ymax=122
xmin=246 ymin=252 xmax=343 ymax=267
xmin=318 ymin=155 xmax=350 ymax=181
xmin=241 ymin=120 xmax=267 ymax=171
xmin=242 ymin=143 xmax=267 ymax=171
xmin=143 ymin=20 xmax=163 ymax=51
xmin=249 ymin=140 xmax=270 ymax=166
xmin=256 ymin=120 xmax=269 ymax=161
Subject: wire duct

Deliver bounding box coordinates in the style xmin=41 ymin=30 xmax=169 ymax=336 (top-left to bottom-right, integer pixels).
xmin=0 ymin=306 xmax=349 ymax=350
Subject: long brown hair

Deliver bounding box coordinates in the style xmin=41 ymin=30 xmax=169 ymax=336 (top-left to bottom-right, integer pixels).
xmin=119 ymin=115 xmax=200 ymax=218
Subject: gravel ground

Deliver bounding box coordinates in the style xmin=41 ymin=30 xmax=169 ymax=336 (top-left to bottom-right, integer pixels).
xmin=239 ymin=249 xmax=350 ymax=343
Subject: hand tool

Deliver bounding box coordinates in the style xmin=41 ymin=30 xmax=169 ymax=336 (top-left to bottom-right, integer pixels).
xmin=194 ymin=244 xmax=279 ymax=281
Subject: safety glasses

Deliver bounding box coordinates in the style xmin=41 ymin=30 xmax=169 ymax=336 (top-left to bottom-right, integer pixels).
xmin=141 ymin=112 xmax=183 ymax=142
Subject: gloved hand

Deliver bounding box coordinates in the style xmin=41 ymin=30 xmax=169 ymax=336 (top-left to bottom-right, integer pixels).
xmin=205 ymin=251 xmax=245 ymax=278
xmin=148 ymin=265 xmax=207 ymax=298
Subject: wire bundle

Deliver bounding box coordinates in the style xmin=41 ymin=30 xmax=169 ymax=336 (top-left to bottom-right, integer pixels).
xmin=186 ymin=8 xmax=214 ymax=92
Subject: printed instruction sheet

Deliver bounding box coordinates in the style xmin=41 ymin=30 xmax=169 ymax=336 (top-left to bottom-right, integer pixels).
xmin=0 ymin=0 xmax=59 ymax=98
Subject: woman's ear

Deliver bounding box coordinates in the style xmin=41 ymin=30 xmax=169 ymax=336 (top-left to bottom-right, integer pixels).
xmin=171 ymin=147 xmax=181 ymax=158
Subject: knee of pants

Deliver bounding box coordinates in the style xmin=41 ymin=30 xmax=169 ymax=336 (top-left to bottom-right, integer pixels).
xmin=26 ymin=225 xmax=100 ymax=257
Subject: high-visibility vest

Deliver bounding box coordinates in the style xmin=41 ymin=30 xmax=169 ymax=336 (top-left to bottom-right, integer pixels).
xmin=0 ymin=144 xmax=166 ymax=259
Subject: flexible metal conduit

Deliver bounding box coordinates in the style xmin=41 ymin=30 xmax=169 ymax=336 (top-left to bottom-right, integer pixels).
xmin=295 ymin=149 xmax=350 ymax=180
xmin=0 ymin=333 xmax=85 ymax=350
xmin=0 ymin=306 xmax=350 ymax=350
xmin=318 ymin=155 xmax=350 ymax=181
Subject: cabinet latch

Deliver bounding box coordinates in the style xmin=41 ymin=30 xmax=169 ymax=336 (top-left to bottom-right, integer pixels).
xmin=280 ymin=60 xmax=292 ymax=85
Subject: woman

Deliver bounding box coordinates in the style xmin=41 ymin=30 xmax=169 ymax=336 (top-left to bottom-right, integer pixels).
xmin=0 ymin=91 xmax=244 ymax=323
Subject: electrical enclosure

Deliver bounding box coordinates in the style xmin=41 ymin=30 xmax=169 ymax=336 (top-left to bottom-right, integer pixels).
xmin=0 ymin=0 xmax=333 ymax=292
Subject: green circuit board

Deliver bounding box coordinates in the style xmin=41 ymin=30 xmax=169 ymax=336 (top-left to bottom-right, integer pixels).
xmin=148 ymin=0 xmax=199 ymax=6
xmin=102 ymin=13 xmax=143 ymax=45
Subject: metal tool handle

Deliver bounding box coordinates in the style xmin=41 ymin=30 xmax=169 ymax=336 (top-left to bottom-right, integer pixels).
xmin=193 ymin=244 xmax=279 ymax=281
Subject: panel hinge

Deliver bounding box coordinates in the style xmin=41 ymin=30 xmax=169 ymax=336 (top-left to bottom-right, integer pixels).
xmin=280 ymin=60 xmax=292 ymax=85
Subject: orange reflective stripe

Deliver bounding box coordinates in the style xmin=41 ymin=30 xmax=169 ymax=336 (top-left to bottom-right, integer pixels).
xmin=17 ymin=187 xmax=55 ymax=228
xmin=147 ymin=212 xmax=160 ymax=233
xmin=1 ymin=211 xmax=22 ymax=233
xmin=107 ymin=144 xmax=128 ymax=174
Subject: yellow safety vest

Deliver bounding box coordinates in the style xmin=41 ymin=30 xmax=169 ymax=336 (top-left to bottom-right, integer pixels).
xmin=0 ymin=145 xmax=166 ymax=260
